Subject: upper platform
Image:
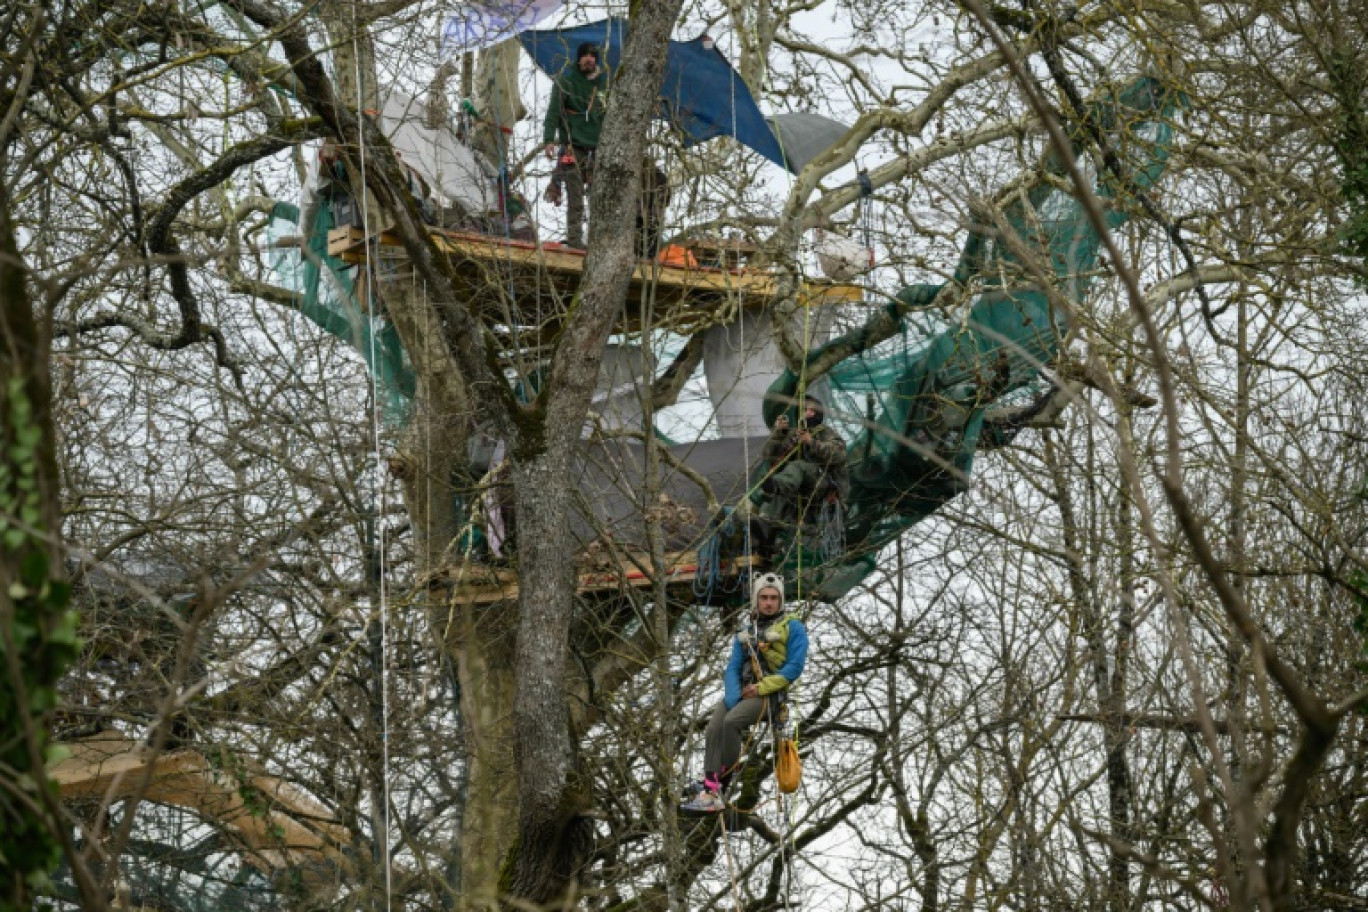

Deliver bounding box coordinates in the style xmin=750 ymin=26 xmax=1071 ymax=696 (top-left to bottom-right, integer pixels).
xmin=327 ymin=227 xmax=865 ymax=335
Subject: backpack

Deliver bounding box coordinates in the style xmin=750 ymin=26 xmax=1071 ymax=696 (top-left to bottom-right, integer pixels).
xmin=775 ymin=737 xmax=802 ymax=794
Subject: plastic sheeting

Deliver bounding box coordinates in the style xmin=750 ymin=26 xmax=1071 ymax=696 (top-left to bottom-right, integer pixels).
xmin=296 ymin=90 xmax=501 ymax=234
xmin=381 ymin=91 xmax=498 ymax=216
xmin=702 ymin=309 xmax=831 ymax=438
xmin=591 ymin=343 xmax=653 ymax=433
xmin=768 ymin=111 xmax=850 ymax=174
xmin=441 ymin=0 xmax=565 ymax=55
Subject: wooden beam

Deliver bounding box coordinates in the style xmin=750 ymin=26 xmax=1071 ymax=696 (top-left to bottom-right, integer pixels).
xmin=432 ymin=549 xmax=757 ymax=605
xmin=326 ymin=227 xmax=864 ymax=338
xmin=53 ymin=732 xmax=351 ymax=887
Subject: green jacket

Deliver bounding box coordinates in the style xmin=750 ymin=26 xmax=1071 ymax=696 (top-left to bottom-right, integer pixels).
xmin=542 ymin=66 xmax=608 ymax=149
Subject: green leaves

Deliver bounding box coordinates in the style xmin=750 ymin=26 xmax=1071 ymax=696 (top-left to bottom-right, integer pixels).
xmin=1 ymin=377 xmax=79 ymax=911
xmin=1 ymin=380 xmax=43 ymax=554
xmin=1329 ymin=53 xmax=1368 ymax=277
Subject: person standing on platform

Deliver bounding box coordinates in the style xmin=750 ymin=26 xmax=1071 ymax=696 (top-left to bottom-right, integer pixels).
xmin=637 ymin=155 xmax=670 ymax=259
xmin=542 ymin=42 xmax=608 ymax=250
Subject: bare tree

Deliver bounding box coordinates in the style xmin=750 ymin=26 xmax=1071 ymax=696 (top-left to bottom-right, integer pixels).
xmin=7 ymin=0 xmax=1368 ymax=911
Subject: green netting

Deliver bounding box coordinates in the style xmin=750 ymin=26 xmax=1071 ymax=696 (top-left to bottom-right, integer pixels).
xmin=268 ymin=76 xmax=1180 ymax=603
xmin=268 ymin=196 xmax=415 ymax=423
xmin=763 ymin=75 xmax=1184 ymax=600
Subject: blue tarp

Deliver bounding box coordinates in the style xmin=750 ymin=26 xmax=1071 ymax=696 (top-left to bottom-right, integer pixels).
xmin=518 ymin=18 xmax=788 ymax=169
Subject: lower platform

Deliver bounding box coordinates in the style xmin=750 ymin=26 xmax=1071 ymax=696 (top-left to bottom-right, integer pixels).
xmin=433 ymin=549 xmax=759 ymax=605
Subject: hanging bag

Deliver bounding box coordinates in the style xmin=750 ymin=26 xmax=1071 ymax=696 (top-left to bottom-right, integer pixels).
xmin=775 ymin=737 xmax=802 ymax=794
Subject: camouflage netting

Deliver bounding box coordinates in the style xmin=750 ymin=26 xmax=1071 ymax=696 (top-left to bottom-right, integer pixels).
xmin=761 ymin=74 xmax=1183 ymax=599
xmin=266 ymin=74 xmax=1181 ymax=604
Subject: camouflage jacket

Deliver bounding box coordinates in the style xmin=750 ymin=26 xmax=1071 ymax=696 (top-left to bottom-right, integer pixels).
xmin=763 ymin=422 xmax=849 ymax=499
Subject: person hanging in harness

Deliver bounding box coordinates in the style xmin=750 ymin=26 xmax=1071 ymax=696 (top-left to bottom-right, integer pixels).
xmin=681 ymin=573 xmax=808 ymax=814
xmin=542 ymin=42 xmax=608 ymax=250
xmin=746 ymin=394 xmax=848 ymax=558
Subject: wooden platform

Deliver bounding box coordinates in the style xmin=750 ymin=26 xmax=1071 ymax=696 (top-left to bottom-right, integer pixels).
xmin=53 ymin=731 xmax=349 ymax=887
xmin=328 ymin=227 xmax=864 ymax=334
xmin=434 ymin=549 xmax=757 ymax=605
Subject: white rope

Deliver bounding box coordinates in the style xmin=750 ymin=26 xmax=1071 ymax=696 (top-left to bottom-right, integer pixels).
xmin=718 ymin=806 xmax=744 ymax=912
xmin=758 ymin=64 xmax=806 ymax=912
xmin=779 ymin=789 xmax=794 ymax=910
xmin=726 ymin=55 xmax=759 ymax=566
xmin=351 ymin=17 xmax=394 ymax=909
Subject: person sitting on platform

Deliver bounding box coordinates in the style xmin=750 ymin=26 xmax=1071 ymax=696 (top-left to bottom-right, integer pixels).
xmin=680 ymin=573 xmax=808 ymax=813
xmin=751 ymin=395 xmax=849 ymax=534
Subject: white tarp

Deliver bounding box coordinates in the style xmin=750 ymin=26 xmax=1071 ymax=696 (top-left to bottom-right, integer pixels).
xmin=296 ymin=89 xmax=500 ymax=233
xmin=381 ymin=91 xmax=497 ymax=216
xmin=702 ymin=309 xmax=831 ymax=437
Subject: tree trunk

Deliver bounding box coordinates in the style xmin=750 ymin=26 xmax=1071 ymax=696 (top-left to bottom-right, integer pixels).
xmin=384 ymin=280 xmax=471 ymax=572
xmin=505 ymin=455 xmax=595 ymax=903
xmin=380 ymin=283 xmax=496 ymax=903
xmin=501 ymin=0 xmax=685 ymax=903
xmin=449 ymin=600 xmax=519 ymax=910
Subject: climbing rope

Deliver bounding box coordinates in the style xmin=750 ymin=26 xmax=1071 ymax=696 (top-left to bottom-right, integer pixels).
xmin=351 ymin=16 xmax=394 ymax=908
xmin=693 ymin=507 xmax=735 ymax=601
xmin=816 ymin=495 xmax=845 ymax=564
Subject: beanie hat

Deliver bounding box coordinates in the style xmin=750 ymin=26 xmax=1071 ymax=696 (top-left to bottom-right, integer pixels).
xmin=576 ymin=42 xmax=601 ymax=61
xmin=750 ymin=572 xmax=785 ymax=612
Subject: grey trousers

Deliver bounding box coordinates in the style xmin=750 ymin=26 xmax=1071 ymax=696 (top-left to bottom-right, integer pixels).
xmin=704 ymin=697 xmax=770 ymax=776
xmin=553 ymin=146 xmax=593 ymax=246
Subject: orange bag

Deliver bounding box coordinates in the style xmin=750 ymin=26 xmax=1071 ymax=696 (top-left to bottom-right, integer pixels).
xmin=776 ymin=738 xmax=802 ymax=794
xmin=656 ymin=244 xmax=698 ymax=268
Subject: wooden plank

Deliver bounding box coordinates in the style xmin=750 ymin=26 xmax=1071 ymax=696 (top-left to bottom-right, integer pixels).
xmin=326 ymin=225 xmax=366 ymax=258
xmin=326 ymin=226 xmax=864 ymax=329
xmin=52 ymin=732 xmax=350 ymax=887
xmin=437 ymin=550 xmax=757 ymax=605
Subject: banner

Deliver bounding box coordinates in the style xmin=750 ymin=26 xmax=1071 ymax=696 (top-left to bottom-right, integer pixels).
xmin=442 ymin=0 xmax=563 ymax=55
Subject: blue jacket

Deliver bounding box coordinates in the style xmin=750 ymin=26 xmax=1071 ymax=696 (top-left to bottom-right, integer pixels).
xmin=724 ymin=614 xmax=808 ymax=709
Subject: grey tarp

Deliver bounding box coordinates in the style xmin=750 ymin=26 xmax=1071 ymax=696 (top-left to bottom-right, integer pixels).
xmin=768 ymin=112 xmax=850 ymax=174
xmin=568 ymin=436 xmax=765 ymax=551
xmin=702 ymin=308 xmax=834 ymax=438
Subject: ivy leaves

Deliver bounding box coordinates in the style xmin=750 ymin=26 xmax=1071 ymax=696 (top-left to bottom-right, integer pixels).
xmin=1 ymin=378 xmax=78 ymax=911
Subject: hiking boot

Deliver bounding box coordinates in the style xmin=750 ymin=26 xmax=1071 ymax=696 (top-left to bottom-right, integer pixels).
xmin=679 ymin=789 xmax=725 ymax=814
